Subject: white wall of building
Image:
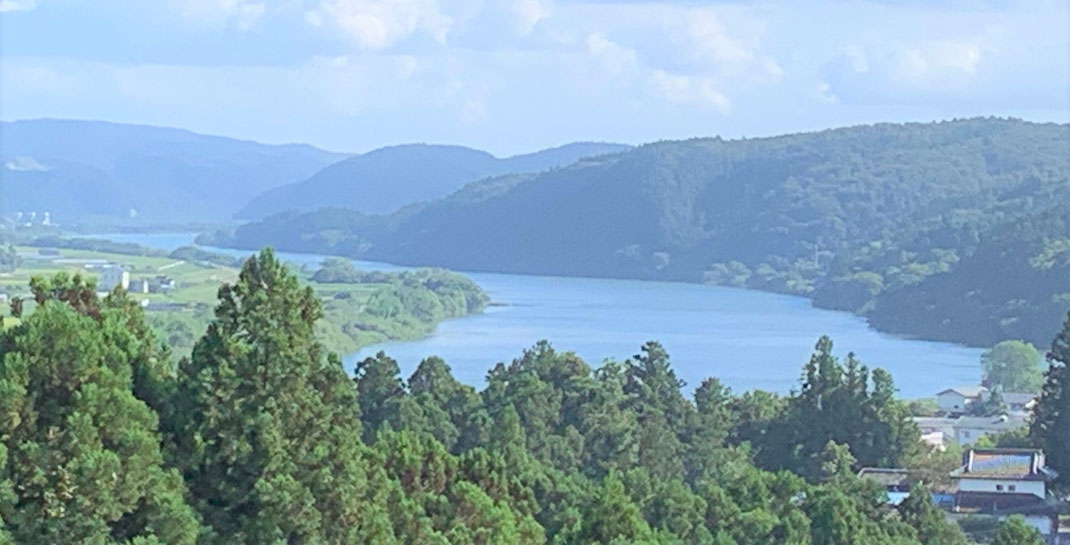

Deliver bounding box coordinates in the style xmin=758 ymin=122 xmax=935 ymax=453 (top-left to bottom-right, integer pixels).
xmin=956 ymin=478 xmax=1045 ymax=498
xmin=938 ymin=392 xmax=968 ymax=413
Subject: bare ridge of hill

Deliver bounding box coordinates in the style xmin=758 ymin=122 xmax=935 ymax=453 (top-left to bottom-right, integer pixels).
xmin=204 ymin=118 xmax=1070 ymax=347
xmin=1 ymin=119 xmax=347 ymax=224
xmin=235 ymin=141 xmax=632 ymax=218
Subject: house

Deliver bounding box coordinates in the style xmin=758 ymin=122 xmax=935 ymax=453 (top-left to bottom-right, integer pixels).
xmin=1003 ymin=392 xmax=1038 ymax=414
xmin=151 ymin=275 xmax=176 ymax=292
xmin=129 ymin=278 xmax=150 ymax=294
xmin=951 ymin=448 xmax=1060 ymax=537
xmin=858 ymin=468 xmax=918 ymax=506
xmin=952 ymin=414 xmax=1028 ymax=446
xmin=95 ymin=265 xmax=129 ymax=291
xmin=937 ymin=386 xmax=988 ymax=414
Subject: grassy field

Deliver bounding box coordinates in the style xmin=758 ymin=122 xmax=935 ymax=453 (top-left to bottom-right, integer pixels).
xmin=1 ymin=245 xmax=489 ymax=359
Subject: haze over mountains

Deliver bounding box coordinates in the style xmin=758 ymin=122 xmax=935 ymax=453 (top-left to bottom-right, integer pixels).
xmin=1 ymin=119 xmax=345 ymax=223
xmin=236 ymin=142 xmax=630 ymax=218
xmin=1 ymin=119 xmax=629 ymax=225
xmin=204 ymin=118 xmax=1070 ymax=348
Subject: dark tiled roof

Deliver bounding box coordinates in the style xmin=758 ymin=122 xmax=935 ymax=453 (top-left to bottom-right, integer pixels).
xmin=951 ymin=448 xmax=1059 ymax=482
xmin=954 ymin=492 xmax=1053 ymax=515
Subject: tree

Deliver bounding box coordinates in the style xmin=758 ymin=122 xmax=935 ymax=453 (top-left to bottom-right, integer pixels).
xmin=897 ymin=484 xmax=967 ymax=545
xmin=1031 ymin=311 xmax=1070 ymax=492
xmin=982 ymin=340 xmax=1045 ymax=393
xmin=0 ymin=279 xmax=199 ymax=544
xmin=992 ymin=515 xmax=1044 ymax=545
xmin=354 ymin=351 xmax=406 ymax=442
xmin=171 ymin=249 xmax=396 ymax=544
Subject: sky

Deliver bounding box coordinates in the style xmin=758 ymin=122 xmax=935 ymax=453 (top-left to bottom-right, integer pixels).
xmin=2 ymin=0 xmax=1068 ymax=156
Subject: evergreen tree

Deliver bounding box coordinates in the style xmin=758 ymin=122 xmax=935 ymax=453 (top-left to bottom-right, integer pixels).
xmin=171 ymin=249 xmax=396 ymax=544
xmin=0 ymin=279 xmax=199 ymax=544
xmin=992 ymin=515 xmax=1044 ymax=545
xmin=897 ymin=484 xmax=967 ymax=545
xmin=1031 ymin=311 xmax=1070 ymax=491
xmin=354 ymin=351 xmax=406 ymax=442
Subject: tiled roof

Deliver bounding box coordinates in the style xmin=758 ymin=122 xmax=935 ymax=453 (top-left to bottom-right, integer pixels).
xmin=970 ymin=452 xmax=1034 ymax=477
xmin=938 ymin=386 xmax=988 ymax=398
xmin=951 ymin=448 xmax=1059 ymax=482
xmin=954 ymin=491 xmax=1052 ymax=515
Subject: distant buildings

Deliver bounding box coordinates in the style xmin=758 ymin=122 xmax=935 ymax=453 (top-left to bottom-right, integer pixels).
xmin=94 ymin=265 xmax=129 ymax=291
xmin=951 ymin=448 xmax=1061 ymax=537
xmin=937 ymin=386 xmax=989 ymax=414
xmin=129 ymin=277 xmax=150 ymax=294
xmin=861 ymin=448 xmax=1065 ymax=542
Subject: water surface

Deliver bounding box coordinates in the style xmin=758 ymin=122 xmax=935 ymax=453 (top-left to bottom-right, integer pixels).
xmin=96 ymin=232 xmax=982 ymax=398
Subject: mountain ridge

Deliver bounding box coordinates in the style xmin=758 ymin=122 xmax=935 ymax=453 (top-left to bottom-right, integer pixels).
xmin=202 ymin=117 xmax=1070 ymax=348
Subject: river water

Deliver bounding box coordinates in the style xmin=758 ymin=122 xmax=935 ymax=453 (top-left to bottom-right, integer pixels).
xmin=96 ymin=232 xmax=982 ymax=398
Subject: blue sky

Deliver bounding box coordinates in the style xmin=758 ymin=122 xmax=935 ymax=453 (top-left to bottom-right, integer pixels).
xmin=2 ymin=0 xmax=1067 ymax=155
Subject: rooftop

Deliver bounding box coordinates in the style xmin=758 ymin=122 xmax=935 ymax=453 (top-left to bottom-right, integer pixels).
xmin=938 ymin=386 xmax=988 ymax=398
xmin=951 ymin=415 xmax=1028 ymax=431
xmin=951 ymin=448 xmax=1058 ymax=482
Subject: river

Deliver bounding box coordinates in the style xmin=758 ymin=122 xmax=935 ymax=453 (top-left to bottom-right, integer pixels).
xmin=96 ymin=232 xmax=982 ymax=398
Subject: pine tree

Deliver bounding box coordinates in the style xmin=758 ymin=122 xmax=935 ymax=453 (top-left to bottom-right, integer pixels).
xmin=1031 ymin=311 xmax=1070 ymax=491
xmin=897 ymin=484 xmax=967 ymax=545
xmin=354 ymin=351 xmax=406 ymax=442
xmin=992 ymin=515 xmax=1044 ymax=545
xmin=171 ymin=249 xmax=396 ymax=544
xmin=0 ymin=279 xmax=199 ymax=544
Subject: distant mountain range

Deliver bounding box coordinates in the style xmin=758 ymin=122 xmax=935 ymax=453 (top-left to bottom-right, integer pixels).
xmin=202 ymin=118 xmax=1070 ymax=348
xmin=235 ymin=141 xmax=631 ymax=218
xmin=1 ymin=119 xmax=629 ymax=225
xmin=1 ymin=119 xmax=346 ymax=223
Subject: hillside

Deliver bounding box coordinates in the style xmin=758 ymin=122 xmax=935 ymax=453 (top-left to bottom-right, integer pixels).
xmin=204 ymin=118 xmax=1070 ymax=347
xmin=236 ymin=141 xmax=631 ymax=218
xmin=1 ymin=119 xmax=346 ymax=224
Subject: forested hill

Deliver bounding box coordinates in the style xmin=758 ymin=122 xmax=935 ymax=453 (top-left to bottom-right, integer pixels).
xmin=203 ymin=118 xmax=1070 ymax=348
xmin=1 ymin=119 xmax=345 ymax=223
xmin=7 ymin=250 xmax=1067 ymax=543
xmin=235 ymin=141 xmax=631 ymax=218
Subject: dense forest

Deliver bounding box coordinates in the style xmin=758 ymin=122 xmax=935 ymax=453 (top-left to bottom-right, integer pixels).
xmin=237 ymin=142 xmax=630 ymax=218
xmin=2 ymin=249 xmax=1067 ymax=544
xmin=203 ymin=118 xmax=1070 ymax=347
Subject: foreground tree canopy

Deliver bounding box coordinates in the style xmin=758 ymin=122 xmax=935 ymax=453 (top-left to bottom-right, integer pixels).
xmin=3 ymin=249 xmax=1066 ymax=544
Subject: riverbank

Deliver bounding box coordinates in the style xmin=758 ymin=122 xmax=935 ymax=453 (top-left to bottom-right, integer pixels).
xmin=2 ymin=238 xmax=489 ymax=360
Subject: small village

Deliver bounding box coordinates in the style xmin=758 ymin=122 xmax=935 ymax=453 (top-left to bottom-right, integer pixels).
xmin=861 ymin=385 xmax=1069 ymax=543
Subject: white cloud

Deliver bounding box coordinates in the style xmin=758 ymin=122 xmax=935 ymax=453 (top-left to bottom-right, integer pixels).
xmin=177 ymin=0 xmax=267 ymax=30
xmin=513 ymin=0 xmax=550 ymax=34
xmin=586 ymin=32 xmax=637 ymax=74
xmin=0 ymin=0 xmax=35 ymax=12
xmin=650 ymin=70 xmax=730 ymax=113
xmin=309 ymin=0 xmax=452 ymax=49
xmin=5 ymin=156 xmax=50 ymax=172
xmin=688 ymin=10 xmax=754 ymax=66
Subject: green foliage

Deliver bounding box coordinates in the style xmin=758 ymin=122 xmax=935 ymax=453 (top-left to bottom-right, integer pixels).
xmin=0 ymin=246 xmax=20 ymax=274
xmin=211 ymin=118 xmax=1070 ymax=348
xmin=992 ymin=515 xmax=1045 ymax=545
xmin=167 ymin=246 xmax=242 ymax=268
xmin=982 ymin=340 xmax=1045 ymax=392
xmin=169 ymin=249 xmax=395 ymax=544
xmin=1031 ymin=311 xmax=1070 ymax=492
xmin=10 ymin=253 xmax=1064 ymax=544
xmin=0 ymin=275 xmax=199 ymax=544
xmin=897 ymin=484 xmax=968 ymax=545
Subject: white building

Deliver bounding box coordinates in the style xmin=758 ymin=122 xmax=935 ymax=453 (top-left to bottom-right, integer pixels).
xmin=951 ymin=415 xmax=1028 ymax=446
xmin=96 ymin=265 xmax=129 ymax=291
xmin=936 ymin=386 xmax=988 ymax=414
xmin=951 ymin=448 xmax=1060 ymax=537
